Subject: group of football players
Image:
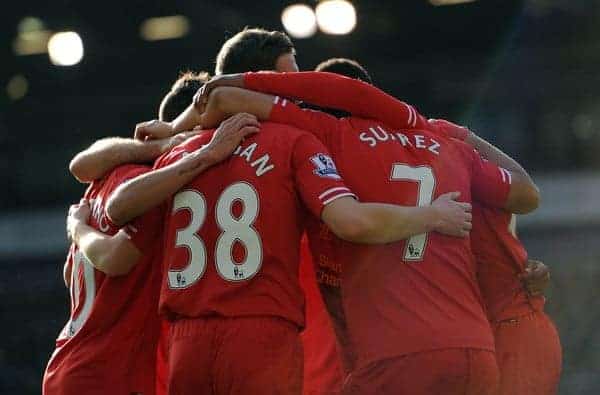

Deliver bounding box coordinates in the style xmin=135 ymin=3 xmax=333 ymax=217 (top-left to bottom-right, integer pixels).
xmin=42 ymin=27 xmax=562 ymax=395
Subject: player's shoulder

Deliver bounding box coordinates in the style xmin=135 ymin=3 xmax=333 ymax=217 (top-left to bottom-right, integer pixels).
xmin=174 ymin=130 xmax=214 ymax=154
xmin=347 ymin=115 xmax=381 ymax=128
xmin=91 ymin=164 xmax=150 ymax=196
xmin=109 ymin=164 xmax=151 ymax=183
xmin=446 ymin=138 xmax=475 ymax=155
xmin=158 ymin=131 xmax=215 ymax=167
xmin=473 ymin=202 xmax=512 ymax=226
xmin=256 ymin=121 xmax=319 ymax=146
xmin=436 ymin=136 xmax=479 ymax=165
xmin=259 ymin=121 xmax=309 ymax=136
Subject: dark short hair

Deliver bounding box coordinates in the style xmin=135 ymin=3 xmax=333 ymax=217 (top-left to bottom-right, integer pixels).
xmin=158 ymin=71 xmax=210 ymax=122
xmin=215 ymin=27 xmax=295 ymax=75
xmin=315 ymin=58 xmax=373 ymax=84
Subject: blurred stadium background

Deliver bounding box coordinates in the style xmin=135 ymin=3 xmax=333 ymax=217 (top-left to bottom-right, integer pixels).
xmin=1 ymin=0 xmax=599 ymax=393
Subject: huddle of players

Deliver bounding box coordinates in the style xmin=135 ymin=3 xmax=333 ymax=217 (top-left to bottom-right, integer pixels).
xmin=42 ymin=27 xmax=562 ymax=395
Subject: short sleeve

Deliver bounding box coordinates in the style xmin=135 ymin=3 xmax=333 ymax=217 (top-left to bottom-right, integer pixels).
xmin=153 ymin=150 xmax=171 ymax=170
xmin=153 ymin=146 xmax=184 ymax=170
xmin=101 ymin=164 xmax=153 ymax=232
xmin=292 ymin=133 xmax=356 ymax=218
xmin=269 ymin=97 xmax=340 ymax=148
xmin=102 ymin=164 xmax=165 ymax=251
xmin=153 ymin=133 xmax=213 ymax=170
xmin=122 ymin=204 xmax=166 ymax=253
xmin=245 ymin=71 xmax=430 ymax=131
xmin=470 ymin=150 xmax=512 ymax=209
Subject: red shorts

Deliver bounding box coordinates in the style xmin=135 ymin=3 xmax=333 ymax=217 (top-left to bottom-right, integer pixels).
xmin=343 ymin=349 xmax=499 ymax=395
xmin=43 ymin=347 xmax=129 ymax=395
xmin=493 ymin=311 xmax=562 ymax=395
xmin=156 ymin=319 xmax=171 ymax=395
xmin=43 ymin=366 xmax=128 ymax=395
xmin=168 ymin=316 xmax=303 ymax=395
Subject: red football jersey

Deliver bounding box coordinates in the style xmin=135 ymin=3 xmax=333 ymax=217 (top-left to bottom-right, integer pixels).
xmin=149 ymin=123 xmax=355 ymax=328
xmin=299 ymin=235 xmax=344 ymax=395
xmin=244 ymin=71 xmax=431 ymax=130
xmin=43 ymin=165 xmax=163 ymax=395
xmin=246 ymin=71 xmax=545 ymax=337
xmin=262 ymin=96 xmax=512 ymax=367
xmin=155 ymin=318 xmax=170 ymax=395
xmin=472 ymin=204 xmax=545 ymax=322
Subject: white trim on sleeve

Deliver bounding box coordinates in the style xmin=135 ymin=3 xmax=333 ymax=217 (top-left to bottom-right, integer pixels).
xmin=322 ymin=192 xmax=357 ymax=206
xmin=406 ymin=104 xmax=414 ymax=127
xmin=319 ymin=187 xmax=351 ymax=200
xmin=499 ymin=168 xmax=512 ymax=184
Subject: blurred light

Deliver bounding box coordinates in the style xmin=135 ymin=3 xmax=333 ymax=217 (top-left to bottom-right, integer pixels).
xmin=429 ymin=0 xmax=477 ymax=6
xmin=6 ymin=75 xmax=28 ymax=101
xmin=48 ymin=32 xmax=84 ymax=66
xmin=572 ymin=114 xmax=596 ymax=140
xmin=281 ymin=4 xmax=317 ymax=39
xmin=140 ymin=15 xmax=190 ymax=41
xmin=18 ymin=16 xmax=45 ymax=33
xmin=14 ymin=16 xmax=51 ymax=56
xmin=13 ymin=30 xmax=52 ymax=55
xmin=316 ymin=0 xmax=357 ymax=35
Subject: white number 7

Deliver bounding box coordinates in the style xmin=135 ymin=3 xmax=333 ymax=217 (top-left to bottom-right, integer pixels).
xmin=390 ymin=164 xmax=436 ymax=261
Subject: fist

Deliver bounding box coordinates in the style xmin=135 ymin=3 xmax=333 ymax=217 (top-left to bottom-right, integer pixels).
xmin=193 ymin=73 xmax=245 ymax=110
xmin=520 ymin=259 xmax=550 ymax=296
xmin=67 ymin=199 xmax=92 ymax=241
xmin=134 ymin=119 xmax=174 ymax=141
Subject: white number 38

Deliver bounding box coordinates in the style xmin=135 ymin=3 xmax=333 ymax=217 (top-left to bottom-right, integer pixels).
xmin=167 ymin=182 xmax=263 ymax=289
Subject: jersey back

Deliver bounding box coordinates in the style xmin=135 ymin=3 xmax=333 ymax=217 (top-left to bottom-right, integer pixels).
xmin=154 ymin=123 xmax=354 ymax=328
xmin=332 ymin=118 xmax=511 ymax=365
xmin=266 ymin=99 xmax=514 ymax=366
xmin=472 ymin=204 xmax=545 ymax=322
xmin=299 ymin=235 xmax=344 ymax=394
xmin=43 ymin=165 xmax=163 ymax=395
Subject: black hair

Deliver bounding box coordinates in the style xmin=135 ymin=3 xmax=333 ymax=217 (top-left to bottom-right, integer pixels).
xmin=315 ymin=58 xmax=373 ymax=84
xmin=215 ymin=27 xmax=295 ymax=75
xmin=158 ymin=71 xmax=210 ymax=122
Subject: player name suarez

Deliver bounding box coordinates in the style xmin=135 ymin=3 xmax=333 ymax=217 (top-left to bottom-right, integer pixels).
xmin=359 ymin=125 xmax=441 ymax=155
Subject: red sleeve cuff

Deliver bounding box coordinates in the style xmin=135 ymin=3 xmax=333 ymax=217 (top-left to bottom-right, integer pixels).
xmin=244 ymin=72 xmax=268 ymax=91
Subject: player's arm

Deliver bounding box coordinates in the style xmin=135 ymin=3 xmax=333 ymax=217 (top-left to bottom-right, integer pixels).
xmin=208 ymin=87 xmax=343 ymax=144
xmin=136 ymin=87 xmax=341 ymax=146
xmin=197 ymin=71 xmax=431 ymax=130
xmin=154 ymin=87 xmax=272 ymax=133
xmin=203 ymin=87 xmax=342 ymax=147
xmin=294 ymin=134 xmax=471 ymax=244
xmin=468 ymin=146 xmax=538 ymax=215
xmin=63 ymin=253 xmax=73 ymax=288
xmin=67 ymin=200 xmax=141 ymax=276
xmin=69 ymin=133 xmax=197 ymax=183
xmin=465 ymin=132 xmax=539 ymax=214
xmin=521 ymin=259 xmax=551 ymax=296
xmin=132 ymin=85 xmax=262 ymax=139
xmin=322 ymin=192 xmax=472 ymax=244
xmin=133 ymin=98 xmax=225 ymax=141
xmin=106 ymin=113 xmax=259 ymax=226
